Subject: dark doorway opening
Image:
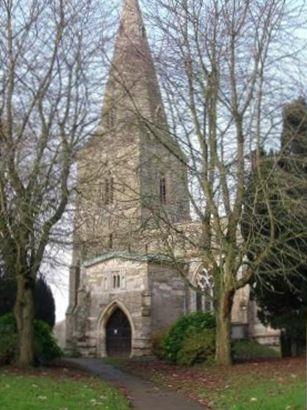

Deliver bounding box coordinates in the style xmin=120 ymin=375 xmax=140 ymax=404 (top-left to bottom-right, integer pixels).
xmin=106 ymin=308 xmax=132 ymax=357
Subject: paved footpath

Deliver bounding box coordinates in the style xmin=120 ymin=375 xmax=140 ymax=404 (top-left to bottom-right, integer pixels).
xmin=63 ymin=358 xmax=205 ymax=410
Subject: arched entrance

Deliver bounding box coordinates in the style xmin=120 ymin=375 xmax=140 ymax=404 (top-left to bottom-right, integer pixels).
xmin=106 ymin=308 xmax=132 ymax=357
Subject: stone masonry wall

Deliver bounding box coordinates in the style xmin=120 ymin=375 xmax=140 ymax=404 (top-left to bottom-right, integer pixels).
xmin=149 ymin=263 xmax=187 ymax=334
xmin=76 ymin=257 xmax=152 ymax=357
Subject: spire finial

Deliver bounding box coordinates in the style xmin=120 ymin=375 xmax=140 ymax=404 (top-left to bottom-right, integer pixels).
xmin=118 ymin=0 xmax=146 ymax=46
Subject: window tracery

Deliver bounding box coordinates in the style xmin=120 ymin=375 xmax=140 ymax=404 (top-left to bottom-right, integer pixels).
xmin=194 ymin=267 xmax=214 ymax=313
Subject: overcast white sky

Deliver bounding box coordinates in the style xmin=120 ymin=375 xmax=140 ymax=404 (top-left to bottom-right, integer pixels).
xmin=44 ymin=247 xmax=71 ymax=323
xmin=50 ymin=274 xmax=69 ymax=323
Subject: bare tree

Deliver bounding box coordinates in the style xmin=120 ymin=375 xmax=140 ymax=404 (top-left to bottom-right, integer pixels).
xmin=0 ymin=0 xmax=110 ymax=367
xmin=132 ymin=0 xmax=307 ymax=365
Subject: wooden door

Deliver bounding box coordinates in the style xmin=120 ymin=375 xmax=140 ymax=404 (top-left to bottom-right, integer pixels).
xmin=106 ymin=308 xmax=132 ymax=357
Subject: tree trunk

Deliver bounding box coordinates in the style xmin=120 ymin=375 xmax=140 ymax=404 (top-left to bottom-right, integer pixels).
xmin=14 ymin=273 xmax=35 ymax=368
xmin=281 ymin=332 xmax=291 ymax=357
xmin=215 ymin=290 xmax=234 ymax=365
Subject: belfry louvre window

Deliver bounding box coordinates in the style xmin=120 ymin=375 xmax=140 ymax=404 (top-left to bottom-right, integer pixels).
xmin=109 ymin=233 xmax=113 ymax=249
xmin=104 ymin=176 xmax=114 ymax=205
xmin=159 ymin=176 xmax=167 ymax=204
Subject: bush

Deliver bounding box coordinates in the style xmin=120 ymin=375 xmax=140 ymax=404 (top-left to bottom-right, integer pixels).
xmin=0 ymin=275 xmax=16 ymax=317
xmin=0 ymin=313 xmax=62 ymax=366
xmin=232 ymin=340 xmax=280 ymax=362
xmin=0 ymin=274 xmax=56 ymax=329
xmin=164 ymin=312 xmax=215 ymax=363
xmin=34 ymin=320 xmax=62 ymax=364
xmin=0 ymin=314 xmax=18 ymax=365
xmin=34 ymin=277 xmax=56 ymax=329
xmin=177 ymin=328 xmax=215 ymax=366
xmin=152 ymin=328 xmax=169 ymax=359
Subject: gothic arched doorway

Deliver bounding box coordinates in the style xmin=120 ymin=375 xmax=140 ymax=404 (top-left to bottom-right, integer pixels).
xmin=106 ymin=308 xmax=132 ymax=357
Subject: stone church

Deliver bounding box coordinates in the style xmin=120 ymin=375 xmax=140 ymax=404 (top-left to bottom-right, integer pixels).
xmin=66 ymin=0 xmax=279 ymax=357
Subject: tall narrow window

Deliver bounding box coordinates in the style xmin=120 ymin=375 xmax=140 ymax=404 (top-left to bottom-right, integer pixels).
xmin=194 ymin=268 xmax=214 ymax=313
xmin=204 ymin=285 xmax=214 ymax=312
xmin=103 ymin=276 xmax=108 ymax=291
xmin=159 ymin=175 xmax=167 ymax=205
xmin=109 ymin=233 xmax=113 ymax=249
xmin=75 ymin=265 xmax=80 ymax=304
xmin=121 ymin=274 xmax=126 ymax=289
xmin=196 ymin=292 xmax=203 ymax=312
xmin=112 ymin=273 xmax=121 ymax=289
xmin=104 ymin=176 xmax=114 ymax=205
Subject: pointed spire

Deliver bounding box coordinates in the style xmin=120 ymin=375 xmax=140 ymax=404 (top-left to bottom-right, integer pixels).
xmin=112 ymin=0 xmax=153 ymax=77
xmin=118 ymin=0 xmax=146 ymax=46
xmin=102 ymin=0 xmax=163 ymax=127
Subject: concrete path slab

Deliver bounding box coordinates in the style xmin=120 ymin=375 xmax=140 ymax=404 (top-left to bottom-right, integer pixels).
xmin=63 ymin=358 xmax=205 ymax=410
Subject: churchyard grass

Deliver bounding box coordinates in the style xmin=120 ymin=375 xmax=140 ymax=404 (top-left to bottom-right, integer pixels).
xmin=203 ymin=368 xmax=305 ymax=409
xmin=106 ymin=356 xmax=305 ymax=409
xmin=0 ymin=367 xmax=130 ymax=410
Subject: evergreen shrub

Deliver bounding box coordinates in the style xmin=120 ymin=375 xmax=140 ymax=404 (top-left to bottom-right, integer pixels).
xmin=0 ymin=314 xmax=18 ymax=365
xmin=151 ymin=328 xmax=169 ymax=359
xmin=164 ymin=312 xmax=215 ymax=363
xmin=177 ymin=328 xmax=216 ymax=366
xmin=0 ymin=313 xmax=62 ymax=366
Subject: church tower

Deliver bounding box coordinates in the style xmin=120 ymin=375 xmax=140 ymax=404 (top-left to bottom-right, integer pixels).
xmin=65 ymin=0 xmax=277 ymax=358
xmin=74 ymin=0 xmax=190 ymax=260
xmin=66 ymin=0 xmax=190 ymax=353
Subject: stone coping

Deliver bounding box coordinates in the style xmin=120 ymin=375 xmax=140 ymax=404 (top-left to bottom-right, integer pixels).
xmin=82 ymin=251 xmax=172 ymax=268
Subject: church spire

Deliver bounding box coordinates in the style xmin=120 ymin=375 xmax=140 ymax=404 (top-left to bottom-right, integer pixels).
xmin=102 ymin=0 xmax=164 ymax=126
xmin=114 ymin=0 xmax=151 ymax=71
xmin=118 ymin=0 xmax=146 ymax=43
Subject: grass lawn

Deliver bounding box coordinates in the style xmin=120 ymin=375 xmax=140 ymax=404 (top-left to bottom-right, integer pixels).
xmin=203 ymin=364 xmax=305 ymax=410
xmin=106 ymin=357 xmax=306 ymax=409
xmin=0 ymin=367 xmax=130 ymax=410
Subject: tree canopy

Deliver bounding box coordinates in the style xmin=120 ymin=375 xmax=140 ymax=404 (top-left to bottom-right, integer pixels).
xmin=0 ymin=272 xmax=56 ymax=329
xmin=0 ymin=0 xmax=108 ymax=366
xmin=242 ymin=98 xmax=307 ymax=356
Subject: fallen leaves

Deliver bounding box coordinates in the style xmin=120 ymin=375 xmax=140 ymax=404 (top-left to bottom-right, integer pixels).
xmin=116 ymin=356 xmax=305 ymax=409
